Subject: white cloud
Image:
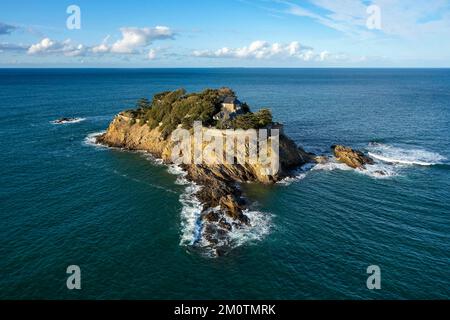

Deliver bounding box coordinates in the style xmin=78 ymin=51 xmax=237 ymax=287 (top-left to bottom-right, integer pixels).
xmin=27 ymin=38 xmax=86 ymax=56
xmin=64 ymin=43 xmax=85 ymax=57
xmin=193 ymin=40 xmax=329 ymax=61
xmin=319 ymin=50 xmax=330 ymax=61
xmin=28 ymin=38 xmax=56 ymax=54
xmin=92 ymin=43 xmax=109 ymax=54
xmin=110 ymin=26 xmax=174 ymax=53
xmin=92 ymin=35 xmax=110 ymax=53
xmin=26 ymin=26 xmax=174 ymax=58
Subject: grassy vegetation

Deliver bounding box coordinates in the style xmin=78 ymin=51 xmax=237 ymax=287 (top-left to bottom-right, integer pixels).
xmin=127 ymin=88 xmax=273 ymax=137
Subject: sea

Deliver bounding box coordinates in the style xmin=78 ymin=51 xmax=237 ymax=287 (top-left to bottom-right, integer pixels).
xmin=0 ymin=68 xmax=449 ymax=299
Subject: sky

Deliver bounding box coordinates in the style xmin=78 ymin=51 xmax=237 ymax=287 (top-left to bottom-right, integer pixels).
xmin=0 ymin=0 xmax=449 ymax=67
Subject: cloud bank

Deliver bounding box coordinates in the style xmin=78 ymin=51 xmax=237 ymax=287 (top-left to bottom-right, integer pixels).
xmin=193 ymin=40 xmax=330 ymax=61
xmin=26 ymin=26 xmax=174 ymax=58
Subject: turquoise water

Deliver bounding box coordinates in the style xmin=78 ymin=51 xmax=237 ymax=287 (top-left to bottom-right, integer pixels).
xmin=1 ymin=69 xmax=449 ymax=299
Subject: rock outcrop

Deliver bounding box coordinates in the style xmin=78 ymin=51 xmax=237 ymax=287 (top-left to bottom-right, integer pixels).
xmin=332 ymin=145 xmax=374 ymax=169
xmin=97 ymin=112 xmax=312 ymax=256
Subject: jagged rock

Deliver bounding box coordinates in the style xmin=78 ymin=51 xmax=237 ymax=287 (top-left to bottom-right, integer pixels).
xmin=314 ymin=155 xmax=329 ymax=164
xmin=218 ymin=218 xmax=232 ymax=231
xmin=203 ymin=210 xmax=220 ymax=223
xmin=279 ymin=134 xmax=313 ymax=169
xmin=332 ymin=145 xmax=374 ymax=169
xmin=219 ymin=194 xmax=246 ymax=222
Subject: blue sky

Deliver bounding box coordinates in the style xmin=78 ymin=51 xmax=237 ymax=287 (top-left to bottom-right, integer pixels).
xmin=0 ymin=0 xmax=449 ymax=67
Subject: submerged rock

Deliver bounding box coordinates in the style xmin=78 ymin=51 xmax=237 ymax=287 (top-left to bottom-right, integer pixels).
xmin=332 ymin=145 xmax=374 ymax=169
xmin=52 ymin=117 xmax=84 ymax=124
xmin=314 ymin=155 xmax=329 ymax=164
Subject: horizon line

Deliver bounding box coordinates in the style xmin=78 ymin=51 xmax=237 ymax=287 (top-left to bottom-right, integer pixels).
xmin=1 ymin=66 xmax=450 ymax=70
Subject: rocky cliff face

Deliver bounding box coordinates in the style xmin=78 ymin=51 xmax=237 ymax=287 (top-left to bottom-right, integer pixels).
xmin=97 ymin=112 xmax=312 ymax=255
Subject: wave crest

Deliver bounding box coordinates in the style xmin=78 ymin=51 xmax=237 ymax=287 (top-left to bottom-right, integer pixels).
xmin=367 ymin=143 xmax=446 ymax=166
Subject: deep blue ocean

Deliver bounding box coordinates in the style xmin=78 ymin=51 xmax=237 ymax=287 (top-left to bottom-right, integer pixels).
xmin=1 ymin=68 xmax=449 ymax=299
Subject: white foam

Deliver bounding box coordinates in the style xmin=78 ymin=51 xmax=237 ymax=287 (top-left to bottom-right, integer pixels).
xmin=367 ymin=143 xmax=446 ymax=166
xmin=277 ymin=163 xmax=314 ymax=185
xmin=178 ymin=183 xmax=203 ymax=246
xmin=227 ymin=209 xmax=272 ymax=247
xmin=369 ymin=152 xmax=439 ymax=166
xmin=313 ymin=142 xmax=447 ymax=179
xmin=165 ymin=164 xmax=203 ymax=246
xmin=136 ymin=150 xmax=165 ymax=166
xmin=84 ymin=131 xmax=106 ymax=147
xmin=277 ymin=174 xmax=306 ymax=185
xmin=356 ymin=162 xmax=398 ymax=179
xmin=167 ymin=164 xmax=190 ymax=185
xmin=193 ymin=208 xmax=272 ymax=257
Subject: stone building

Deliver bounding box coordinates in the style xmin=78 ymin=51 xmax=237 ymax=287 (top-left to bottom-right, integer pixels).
xmin=213 ymin=96 xmax=244 ymax=121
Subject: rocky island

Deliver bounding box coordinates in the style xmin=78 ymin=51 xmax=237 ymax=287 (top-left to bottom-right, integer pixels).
xmin=97 ymin=88 xmax=378 ymax=255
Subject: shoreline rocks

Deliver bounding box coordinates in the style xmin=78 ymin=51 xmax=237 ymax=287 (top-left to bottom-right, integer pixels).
xmin=331 ymin=144 xmax=374 ymax=169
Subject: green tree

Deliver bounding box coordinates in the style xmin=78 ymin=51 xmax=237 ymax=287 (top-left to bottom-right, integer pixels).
xmin=136 ymin=97 xmax=151 ymax=111
xmin=254 ymin=108 xmax=272 ymax=127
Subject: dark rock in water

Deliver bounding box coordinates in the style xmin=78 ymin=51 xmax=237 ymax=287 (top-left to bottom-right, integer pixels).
xmin=218 ymin=218 xmax=232 ymax=231
xmin=215 ymin=246 xmax=230 ymax=257
xmin=203 ymin=210 xmax=220 ymax=223
xmin=216 ymin=228 xmax=228 ymax=239
xmin=219 ymin=194 xmax=243 ymax=219
xmin=332 ymin=145 xmax=374 ymax=169
xmin=52 ymin=117 xmax=82 ymax=124
xmin=314 ymin=155 xmax=329 ymax=164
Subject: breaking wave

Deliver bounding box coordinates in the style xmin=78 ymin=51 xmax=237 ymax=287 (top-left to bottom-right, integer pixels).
xmin=84 ymin=131 xmax=106 ymax=147
xmin=277 ymin=163 xmax=315 ymax=185
xmin=367 ymin=142 xmax=446 ymax=166
xmin=227 ymin=209 xmax=272 ymax=247
xmin=307 ymin=142 xmax=446 ymax=179
xmin=166 ymin=164 xmax=204 ymax=247
xmin=193 ymin=207 xmax=272 ymax=257
xmin=167 ymin=164 xmax=272 ymax=256
xmin=311 ymin=154 xmax=397 ymax=179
